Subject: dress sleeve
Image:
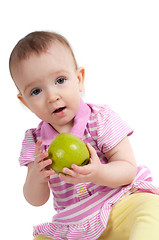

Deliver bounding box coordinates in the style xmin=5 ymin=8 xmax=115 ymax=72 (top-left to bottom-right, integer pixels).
xmin=96 ymin=105 xmax=133 ymax=153
xmin=19 ymin=129 xmax=37 ymax=166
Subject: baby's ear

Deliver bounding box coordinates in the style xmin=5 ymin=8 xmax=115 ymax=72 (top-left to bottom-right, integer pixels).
xmin=17 ymin=93 xmax=30 ymax=110
xmin=76 ymin=67 xmax=85 ymax=92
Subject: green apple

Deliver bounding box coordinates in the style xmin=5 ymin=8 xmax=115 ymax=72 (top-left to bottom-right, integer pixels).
xmin=48 ymin=133 xmax=90 ymax=173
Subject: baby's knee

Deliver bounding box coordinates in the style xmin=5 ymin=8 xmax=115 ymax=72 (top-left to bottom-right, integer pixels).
xmin=134 ymin=193 xmax=159 ymax=219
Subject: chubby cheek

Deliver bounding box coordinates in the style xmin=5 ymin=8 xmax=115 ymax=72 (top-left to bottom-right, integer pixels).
xmin=27 ymin=101 xmax=46 ymax=118
xmin=66 ymin=85 xmax=81 ymax=102
xmin=66 ymin=92 xmax=80 ymax=108
xmin=33 ymin=110 xmax=49 ymax=123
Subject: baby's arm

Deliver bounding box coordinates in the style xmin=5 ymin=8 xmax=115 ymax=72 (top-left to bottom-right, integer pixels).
xmin=23 ymin=139 xmax=55 ymax=206
xmin=60 ymin=137 xmax=137 ymax=188
xmin=99 ymin=136 xmax=137 ymax=187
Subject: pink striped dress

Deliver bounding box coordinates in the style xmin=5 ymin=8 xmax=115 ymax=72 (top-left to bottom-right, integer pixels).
xmin=19 ymin=99 xmax=159 ymax=240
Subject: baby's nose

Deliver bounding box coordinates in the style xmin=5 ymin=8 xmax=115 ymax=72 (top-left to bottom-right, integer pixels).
xmin=47 ymin=89 xmax=60 ymax=103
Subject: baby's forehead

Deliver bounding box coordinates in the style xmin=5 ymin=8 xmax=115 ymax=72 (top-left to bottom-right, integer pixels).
xmin=45 ymin=42 xmax=77 ymax=69
xmin=45 ymin=42 xmax=73 ymax=56
xmin=21 ymin=42 xmax=76 ymax=68
xmin=12 ymin=41 xmax=75 ymax=72
xmin=21 ymin=41 xmax=69 ymax=60
xmin=12 ymin=42 xmax=76 ymax=84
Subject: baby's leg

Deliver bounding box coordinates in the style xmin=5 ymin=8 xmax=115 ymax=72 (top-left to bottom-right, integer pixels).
xmin=128 ymin=193 xmax=159 ymax=240
xmin=98 ymin=192 xmax=159 ymax=240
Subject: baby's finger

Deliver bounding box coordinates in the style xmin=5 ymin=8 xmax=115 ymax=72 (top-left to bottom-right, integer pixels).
xmin=87 ymin=143 xmax=99 ymax=162
xmin=59 ymin=173 xmax=73 ymax=184
xmin=87 ymin=143 xmax=97 ymax=156
xmin=38 ymin=158 xmax=52 ymax=171
xmin=71 ymin=164 xmax=91 ymax=175
xmin=59 ymin=172 xmax=81 ymax=184
xmin=62 ymin=167 xmax=79 ymax=177
xmin=35 ymin=139 xmax=43 ymax=155
xmin=41 ymin=168 xmax=55 ymax=181
xmin=35 ymin=151 xmax=49 ymax=164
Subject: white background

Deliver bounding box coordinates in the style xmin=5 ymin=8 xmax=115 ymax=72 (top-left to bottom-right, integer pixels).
xmin=1 ymin=0 xmax=159 ymax=239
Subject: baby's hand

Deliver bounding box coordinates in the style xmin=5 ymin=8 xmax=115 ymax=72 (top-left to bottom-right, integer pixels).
xmin=33 ymin=139 xmax=55 ymax=184
xmin=59 ymin=143 xmax=102 ymax=184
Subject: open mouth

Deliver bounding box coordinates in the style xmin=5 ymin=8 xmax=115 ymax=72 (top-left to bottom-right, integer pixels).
xmin=53 ymin=107 xmax=66 ymax=113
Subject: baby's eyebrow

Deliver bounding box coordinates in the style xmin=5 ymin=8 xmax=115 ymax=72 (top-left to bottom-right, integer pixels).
xmin=49 ymin=69 xmax=70 ymax=77
xmin=23 ymin=80 xmax=40 ymax=93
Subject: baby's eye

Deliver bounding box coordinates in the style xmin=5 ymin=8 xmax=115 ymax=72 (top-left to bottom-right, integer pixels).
xmin=56 ymin=77 xmax=66 ymax=85
xmin=31 ymin=89 xmax=42 ymax=96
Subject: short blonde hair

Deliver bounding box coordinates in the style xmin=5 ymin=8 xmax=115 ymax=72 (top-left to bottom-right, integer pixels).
xmin=9 ymin=31 xmax=78 ymax=78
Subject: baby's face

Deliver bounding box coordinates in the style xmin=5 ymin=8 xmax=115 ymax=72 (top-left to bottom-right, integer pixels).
xmin=13 ymin=42 xmax=84 ymax=133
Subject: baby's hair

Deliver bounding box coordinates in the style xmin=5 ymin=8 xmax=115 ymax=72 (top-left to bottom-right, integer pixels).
xmin=9 ymin=31 xmax=78 ymax=78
